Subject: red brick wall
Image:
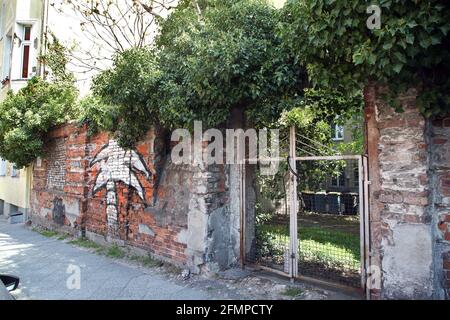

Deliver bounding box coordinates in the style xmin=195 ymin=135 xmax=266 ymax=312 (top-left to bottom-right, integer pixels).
xmin=366 ymin=84 xmax=450 ymax=300
xmin=365 ymin=86 xmax=431 ymax=299
xmin=31 ymin=123 xmax=188 ymax=266
xmin=32 ymin=124 xmax=89 ymax=231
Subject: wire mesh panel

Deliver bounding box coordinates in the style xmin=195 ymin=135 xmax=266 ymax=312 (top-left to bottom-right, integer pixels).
xmin=246 ymin=128 xmax=293 ymax=273
xmin=245 ymin=126 xmax=365 ymax=288
xmin=296 ymin=158 xmax=362 ymax=287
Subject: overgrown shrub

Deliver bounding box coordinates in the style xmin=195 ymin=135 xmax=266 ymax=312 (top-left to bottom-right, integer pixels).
xmin=91 ymin=0 xmax=307 ymax=149
xmin=0 ymin=77 xmax=77 ymax=168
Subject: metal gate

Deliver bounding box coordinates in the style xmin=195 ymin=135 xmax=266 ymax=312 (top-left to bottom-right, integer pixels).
xmin=243 ymin=126 xmax=370 ymax=295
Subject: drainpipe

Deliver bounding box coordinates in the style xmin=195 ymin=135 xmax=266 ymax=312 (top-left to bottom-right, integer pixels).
xmin=8 ymin=2 xmax=16 ymax=84
xmin=39 ymin=0 xmax=49 ymax=79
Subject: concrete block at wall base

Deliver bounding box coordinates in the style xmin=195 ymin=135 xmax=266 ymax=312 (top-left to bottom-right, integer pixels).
xmin=8 ymin=213 xmax=24 ymax=224
xmin=5 ymin=204 xmax=28 ymax=224
xmin=382 ymin=224 xmax=433 ymax=299
xmin=85 ymin=230 xmax=187 ymax=271
xmin=29 ymin=214 xmax=78 ymax=236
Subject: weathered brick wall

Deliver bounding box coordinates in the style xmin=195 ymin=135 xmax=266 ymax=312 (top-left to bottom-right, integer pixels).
xmin=30 ymin=123 xmax=241 ymax=273
xmin=431 ymin=116 xmax=450 ymax=299
xmin=46 ymin=138 xmax=67 ymax=190
xmin=32 ymin=124 xmax=89 ymax=231
xmin=365 ymin=85 xmax=450 ymax=299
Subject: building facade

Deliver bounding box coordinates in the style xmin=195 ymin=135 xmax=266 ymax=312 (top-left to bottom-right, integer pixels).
xmin=0 ymin=0 xmax=44 ymax=221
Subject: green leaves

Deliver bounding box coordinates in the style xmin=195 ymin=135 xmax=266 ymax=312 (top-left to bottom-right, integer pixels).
xmin=40 ymin=32 xmax=75 ymax=85
xmin=0 ymin=77 xmax=77 ymax=167
xmin=91 ymin=48 xmax=163 ymax=148
xmin=90 ymin=0 xmax=307 ymax=148
xmin=281 ymin=0 xmax=450 ymax=117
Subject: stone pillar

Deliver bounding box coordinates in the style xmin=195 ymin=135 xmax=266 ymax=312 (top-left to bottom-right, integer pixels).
xmin=430 ymin=116 xmax=450 ymax=299
xmin=365 ymin=85 xmax=433 ymax=299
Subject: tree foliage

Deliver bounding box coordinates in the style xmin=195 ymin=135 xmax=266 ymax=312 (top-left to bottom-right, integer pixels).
xmin=91 ymin=48 xmax=161 ymax=147
xmin=281 ymin=0 xmax=450 ymax=117
xmin=0 ymin=77 xmax=77 ymax=168
xmin=280 ymin=88 xmax=363 ymax=126
xmin=157 ymin=0 xmax=306 ymax=127
xmin=0 ymin=35 xmax=77 ymax=168
xmin=77 ymin=95 xmax=119 ymax=137
xmin=91 ymin=0 xmax=307 ymax=147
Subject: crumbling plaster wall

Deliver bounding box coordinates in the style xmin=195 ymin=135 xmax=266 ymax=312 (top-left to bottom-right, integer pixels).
xmin=365 ymin=85 xmax=450 ymax=299
xmin=430 ymin=116 xmax=450 ymax=299
xmin=30 ymin=123 xmax=246 ymax=274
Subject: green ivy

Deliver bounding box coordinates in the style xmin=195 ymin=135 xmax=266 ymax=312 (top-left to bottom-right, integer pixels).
xmin=281 ymin=0 xmax=450 ymax=117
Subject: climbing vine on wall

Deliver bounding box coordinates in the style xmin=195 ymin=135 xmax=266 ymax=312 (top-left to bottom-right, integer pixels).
xmin=40 ymin=32 xmax=75 ymax=84
xmin=280 ymin=0 xmax=450 ymax=117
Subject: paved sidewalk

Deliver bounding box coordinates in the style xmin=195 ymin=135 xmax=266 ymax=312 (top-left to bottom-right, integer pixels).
xmin=0 ymin=219 xmax=360 ymax=300
xmin=0 ymin=220 xmax=212 ymax=300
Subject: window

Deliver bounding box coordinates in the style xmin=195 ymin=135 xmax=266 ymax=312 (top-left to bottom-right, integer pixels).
xmin=21 ymin=25 xmax=32 ymax=79
xmin=331 ymin=123 xmax=344 ymax=141
xmin=0 ymin=159 xmax=6 ymax=176
xmin=331 ymin=169 xmax=346 ymax=188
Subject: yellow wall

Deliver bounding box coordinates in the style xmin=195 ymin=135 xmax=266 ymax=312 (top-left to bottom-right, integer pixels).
xmin=0 ymin=163 xmax=32 ymax=209
xmin=0 ymin=0 xmax=42 ymax=211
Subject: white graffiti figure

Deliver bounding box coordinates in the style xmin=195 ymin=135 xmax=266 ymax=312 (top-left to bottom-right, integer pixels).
xmin=90 ymin=140 xmax=151 ymax=237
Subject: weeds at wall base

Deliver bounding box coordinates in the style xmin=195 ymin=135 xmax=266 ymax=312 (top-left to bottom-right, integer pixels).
xmin=30 ymin=225 xmax=182 ymax=275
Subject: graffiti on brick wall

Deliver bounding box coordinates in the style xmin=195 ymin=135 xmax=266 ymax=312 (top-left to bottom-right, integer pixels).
xmin=90 ymin=140 xmax=151 ymax=237
xmin=52 ymin=197 xmax=65 ymax=225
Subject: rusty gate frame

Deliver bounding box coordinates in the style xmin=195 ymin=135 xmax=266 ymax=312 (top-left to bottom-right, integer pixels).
xmin=240 ymin=126 xmax=371 ymax=298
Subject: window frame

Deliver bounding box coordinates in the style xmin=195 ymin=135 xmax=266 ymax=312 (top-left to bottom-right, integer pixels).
xmin=20 ymin=24 xmax=32 ymax=79
xmin=331 ymin=123 xmax=344 ymax=141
